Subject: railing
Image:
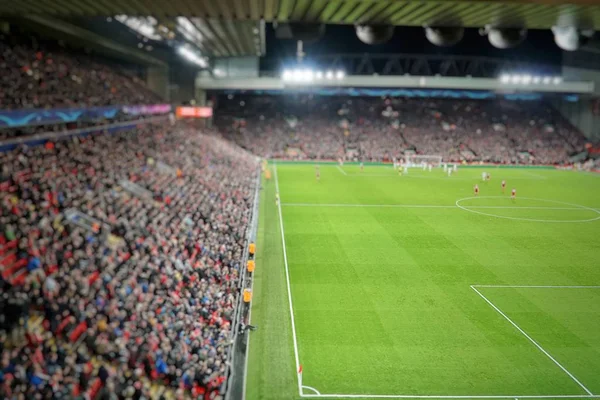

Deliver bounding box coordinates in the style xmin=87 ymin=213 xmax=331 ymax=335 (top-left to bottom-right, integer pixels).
xmin=0 ymin=116 xmax=169 ymax=151
xmin=224 ymin=167 xmax=262 ymax=400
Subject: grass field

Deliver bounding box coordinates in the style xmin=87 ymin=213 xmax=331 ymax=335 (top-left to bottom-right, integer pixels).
xmin=246 ymin=164 xmax=600 ymax=400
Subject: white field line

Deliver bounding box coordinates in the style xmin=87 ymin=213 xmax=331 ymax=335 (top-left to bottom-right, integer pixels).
xmin=282 ymin=203 xmax=456 ymax=208
xmin=274 ymin=164 xmax=303 ymax=397
xmin=281 ymin=203 xmax=599 ymax=211
xmin=578 ymin=171 xmax=600 ymax=178
xmin=472 ymin=285 xmax=600 ymax=289
xmin=303 ymin=386 xmax=322 ymax=395
xmin=470 ymin=286 xmax=594 ymax=396
xmin=336 ymin=165 xmax=348 ymax=175
xmin=300 ymin=395 xmax=600 ymax=399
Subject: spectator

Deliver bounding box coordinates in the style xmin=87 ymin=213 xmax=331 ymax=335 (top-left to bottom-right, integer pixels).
xmin=0 ymin=121 xmax=259 ymax=398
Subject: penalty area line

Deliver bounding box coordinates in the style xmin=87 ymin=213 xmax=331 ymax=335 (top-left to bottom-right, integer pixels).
xmin=470 ymin=286 xmax=594 ymax=396
xmin=336 ymin=165 xmax=348 ymax=175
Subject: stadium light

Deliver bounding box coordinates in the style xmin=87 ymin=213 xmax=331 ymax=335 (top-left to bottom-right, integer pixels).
xmin=281 ymin=68 xmax=345 ymax=83
xmin=177 ymin=46 xmax=207 ymax=68
xmin=303 ymin=69 xmax=314 ymax=82
xmin=499 ymin=74 xmax=562 ymax=86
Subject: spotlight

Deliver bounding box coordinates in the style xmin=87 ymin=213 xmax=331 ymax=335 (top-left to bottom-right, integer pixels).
xmin=552 ymin=26 xmax=595 ymax=51
xmin=355 ymin=25 xmax=395 ymax=45
xmin=510 ymin=75 xmax=522 ymax=84
xmin=500 ymin=74 xmax=510 ymax=84
xmin=521 ymin=75 xmax=532 ymax=85
xmin=282 ymin=70 xmax=293 ymax=81
xmin=543 ymin=77 xmax=552 ymax=84
xmin=483 ymin=27 xmax=527 ymax=49
xmin=336 ymin=70 xmax=345 ymax=80
xmin=532 ymin=76 xmax=541 ymax=84
xmin=293 ymin=69 xmax=303 ymax=81
xmin=326 ymin=70 xmax=334 ymax=80
xmin=315 ymin=71 xmax=323 ymax=80
xmin=553 ymin=77 xmax=562 ymax=84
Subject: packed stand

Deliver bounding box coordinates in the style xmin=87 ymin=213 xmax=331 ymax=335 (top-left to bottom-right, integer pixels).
xmin=214 ymin=95 xmax=586 ymax=165
xmin=0 ymin=121 xmax=259 ymax=399
xmin=0 ymin=32 xmax=162 ymax=110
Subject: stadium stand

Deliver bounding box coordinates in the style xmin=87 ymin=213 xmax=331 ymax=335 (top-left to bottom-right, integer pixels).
xmin=215 ymin=95 xmax=587 ymax=165
xmin=0 ymin=122 xmax=259 ymax=398
xmin=0 ymin=32 xmax=162 ymax=110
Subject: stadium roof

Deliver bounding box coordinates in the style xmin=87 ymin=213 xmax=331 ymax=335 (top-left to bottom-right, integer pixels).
xmin=2 ymin=0 xmax=599 ymax=30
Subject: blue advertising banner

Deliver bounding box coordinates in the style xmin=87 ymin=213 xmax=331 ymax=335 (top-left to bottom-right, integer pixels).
xmin=0 ymin=104 xmax=172 ymax=128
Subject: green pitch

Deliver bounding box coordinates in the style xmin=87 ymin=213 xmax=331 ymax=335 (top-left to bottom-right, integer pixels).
xmin=246 ymin=164 xmax=600 ymax=400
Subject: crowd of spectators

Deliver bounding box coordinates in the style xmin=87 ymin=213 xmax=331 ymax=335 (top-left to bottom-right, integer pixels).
xmin=0 ymin=121 xmax=259 ymax=399
xmin=0 ymin=32 xmax=162 ymax=110
xmin=215 ymin=94 xmax=587 ymax=165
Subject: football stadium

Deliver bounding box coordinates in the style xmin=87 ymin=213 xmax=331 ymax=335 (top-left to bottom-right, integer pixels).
xmin=1 ymin=0 xmax=600 ymax=399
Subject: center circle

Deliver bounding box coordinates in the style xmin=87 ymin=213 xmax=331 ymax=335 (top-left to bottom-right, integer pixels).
xmin=455 ymin=196 xmax=600 ymax=223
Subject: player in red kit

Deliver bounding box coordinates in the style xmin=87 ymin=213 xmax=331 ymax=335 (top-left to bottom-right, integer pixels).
xmin=501 ymin=180 xmax=506 ymax=193
xmin=474 ymin=184 xmax=479 ymax=196
xmin=511 ymin=188 xmax=516 ymax=199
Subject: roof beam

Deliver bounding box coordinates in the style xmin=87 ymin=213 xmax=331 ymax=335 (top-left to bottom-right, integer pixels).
xmin=21 ymin=15 xmax=167 ymax=67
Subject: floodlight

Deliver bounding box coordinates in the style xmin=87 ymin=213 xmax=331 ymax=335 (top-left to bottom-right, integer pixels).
xmin=303 ymin=69 xmax=314 ymax=81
